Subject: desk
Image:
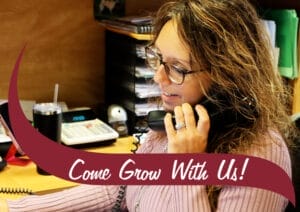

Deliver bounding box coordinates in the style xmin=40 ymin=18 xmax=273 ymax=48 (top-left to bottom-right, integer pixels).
xmin=0 ymin=136 xmax=135 ymax=200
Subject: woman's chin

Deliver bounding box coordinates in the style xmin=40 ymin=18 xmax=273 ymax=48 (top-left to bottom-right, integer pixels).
xmin=162 ymin=102 xmax=175 ymax=112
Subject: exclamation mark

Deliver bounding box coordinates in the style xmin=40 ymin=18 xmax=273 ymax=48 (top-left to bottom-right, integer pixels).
xmin=239 ymin=158 xmax=249 ymax=180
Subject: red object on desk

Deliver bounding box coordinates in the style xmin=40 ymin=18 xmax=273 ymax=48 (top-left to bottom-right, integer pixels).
xmin=5 ymin=143 xmax=31 ymax=166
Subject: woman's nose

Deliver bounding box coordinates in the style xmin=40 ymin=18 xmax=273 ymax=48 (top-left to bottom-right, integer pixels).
xmin=153 ymin=64 xmax=171 ymax=85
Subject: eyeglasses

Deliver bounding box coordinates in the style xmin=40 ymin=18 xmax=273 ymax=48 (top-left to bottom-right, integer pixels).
xmin=145 ymin=45 xmax=200 ymax=85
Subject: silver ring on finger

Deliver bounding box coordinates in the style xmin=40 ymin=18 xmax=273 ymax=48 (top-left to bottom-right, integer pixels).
xmin=175 ymin=122 xmax=186 ymax=130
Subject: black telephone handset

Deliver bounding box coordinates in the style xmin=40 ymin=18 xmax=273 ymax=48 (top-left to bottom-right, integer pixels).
xmin=147 ymin=92 xmax=257 ymax=135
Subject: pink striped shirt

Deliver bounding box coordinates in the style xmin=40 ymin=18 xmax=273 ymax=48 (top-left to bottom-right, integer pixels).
xmin=3 ymin=130 xmax=291 ymax=211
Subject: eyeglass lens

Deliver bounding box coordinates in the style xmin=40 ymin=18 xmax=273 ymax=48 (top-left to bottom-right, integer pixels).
xmin=145 ymin=46 xmax=184 ymax=84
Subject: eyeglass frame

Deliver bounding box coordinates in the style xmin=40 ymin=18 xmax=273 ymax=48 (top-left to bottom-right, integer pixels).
xmin=145 ymin=45 xmax=201 ymax=85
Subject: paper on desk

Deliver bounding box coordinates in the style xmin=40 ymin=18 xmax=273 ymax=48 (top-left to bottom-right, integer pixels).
xmin=0 ymin=162 xmax=78 ymax=200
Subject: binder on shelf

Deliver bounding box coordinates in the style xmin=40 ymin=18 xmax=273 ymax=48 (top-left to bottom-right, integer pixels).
xmin=262 ymin=9 xmax=299 ymax=79
xmin=100 ymin=16 xmax=153 ymax=34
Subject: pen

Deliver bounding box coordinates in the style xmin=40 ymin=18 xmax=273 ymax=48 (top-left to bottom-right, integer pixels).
xmin=0 ymin=114 xmax=24 ymax=156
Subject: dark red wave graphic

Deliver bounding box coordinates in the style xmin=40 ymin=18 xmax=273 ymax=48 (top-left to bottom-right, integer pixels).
xmin=8 ymin=46 xmax=295 ymax=206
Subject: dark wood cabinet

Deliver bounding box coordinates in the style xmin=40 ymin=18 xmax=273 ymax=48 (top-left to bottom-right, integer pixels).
xmin=104 ymin=29 xmax=160 ymax=134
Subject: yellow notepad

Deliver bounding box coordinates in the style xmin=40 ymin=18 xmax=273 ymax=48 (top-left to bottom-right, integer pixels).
xmin=0 ymin=160 xmax=78 ymax=200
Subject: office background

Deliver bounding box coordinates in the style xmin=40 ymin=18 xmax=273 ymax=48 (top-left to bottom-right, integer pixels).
xmin=0 ymin=0 xmax=164 ymax=110
xmin=0 ymin=0 xmax=299 ymax=114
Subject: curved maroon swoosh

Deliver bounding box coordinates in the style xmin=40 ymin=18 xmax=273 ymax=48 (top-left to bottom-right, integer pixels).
xmin=7 ymin=46 xmax=295 ymax=206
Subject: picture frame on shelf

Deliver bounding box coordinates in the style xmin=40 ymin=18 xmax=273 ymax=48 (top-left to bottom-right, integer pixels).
xmin=94 ymin=0 xmax=125 ymax=21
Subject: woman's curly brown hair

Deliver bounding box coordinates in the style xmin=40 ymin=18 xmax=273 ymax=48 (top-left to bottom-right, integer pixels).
xmin=151 ymin=0 xmax=298 ymax=210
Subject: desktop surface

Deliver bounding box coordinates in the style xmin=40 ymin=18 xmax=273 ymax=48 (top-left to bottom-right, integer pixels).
xmin=0 ymin=136 xmax=135 ymax=200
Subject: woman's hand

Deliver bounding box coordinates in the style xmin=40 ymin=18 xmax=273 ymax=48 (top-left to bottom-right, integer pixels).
xmin=164 ymin=103 xmax=210 ymax=153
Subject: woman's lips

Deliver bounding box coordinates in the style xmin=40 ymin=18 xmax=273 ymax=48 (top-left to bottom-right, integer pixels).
xmin=161 ymin=92 xmax=179 ymax=104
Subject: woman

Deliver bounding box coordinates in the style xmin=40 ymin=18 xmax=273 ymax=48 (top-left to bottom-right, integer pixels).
xmin=1 ymin=0 xmax=296 ymax=211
